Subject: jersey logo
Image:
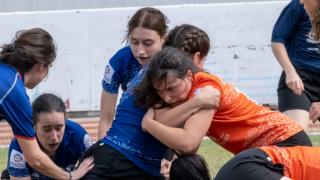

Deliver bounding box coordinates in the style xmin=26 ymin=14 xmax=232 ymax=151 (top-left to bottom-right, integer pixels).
xmin=9 ymin=149 xmax=26 ymax=169
xmin=83 ymin=134 xmax=93 ymax=150
xmin=307 ymin=32 xmax=320 ymax=44
xmin=30 ymin=171 xmax=41 ymax=179
xmin=103 ymin=62 xmax=115 ymax=84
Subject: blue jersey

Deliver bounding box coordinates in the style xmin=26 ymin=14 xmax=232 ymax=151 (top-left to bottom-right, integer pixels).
xmin=7 ymin=120 xmax=92 ymax=179
xmin=272 ymin=0 xmax=320 ymax=72
xmin=102 ymin=46 xmax=141 ymax=93
xmin=103 ymin=69 xmax=167 ymax=176
xmin=0 ymin=63 xmax=35 ymax=139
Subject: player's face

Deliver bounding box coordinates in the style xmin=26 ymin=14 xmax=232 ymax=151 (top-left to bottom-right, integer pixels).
xmin=154 ymin=71 xmax=193 ymax=106
xmin=35 ymin=111 xmax=65 ymax=157
xmin=130 ymin=27 xmax=165 ymax=66
xmin=300 ymin=0 xmax=320 ymax=17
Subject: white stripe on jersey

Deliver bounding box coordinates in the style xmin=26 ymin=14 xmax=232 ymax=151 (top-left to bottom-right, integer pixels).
xmin=0 ymin=73 xmax=19 ymax=104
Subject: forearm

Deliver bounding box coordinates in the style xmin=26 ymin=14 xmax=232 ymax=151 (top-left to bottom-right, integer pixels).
xmin=10 ymin=176 xmax=32 ymax=180
xmin=98 ymin=91 xmax=117 ymax=139
xmin=271 ymin=42 xmax=296 ymax=74
xmin=144 ymin=118 xmax=198 ymax=153
xmin=98 ymin=115 xmax=114 ymax=139
xmin=28 ymin=152 xmax=69 ymax=179
xmin=155 ymin=98 xmax=201 ymax=127
xmin=18 ymin=139 xmax=69 ymax=179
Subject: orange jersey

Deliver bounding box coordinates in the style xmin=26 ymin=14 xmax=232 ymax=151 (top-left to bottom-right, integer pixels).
xmin=260 ymin=146 xmax=320 ymax=180
xmin=188 ymin=72 xmax=302 ymax=154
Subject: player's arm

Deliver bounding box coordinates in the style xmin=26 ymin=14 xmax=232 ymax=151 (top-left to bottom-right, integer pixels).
xmin=142 ymin=107 xmax=215 ymax=154
xmin=98 ymin=91 xmax=118 ymax=139
xmin=155 ymin=86 xmax=220 ymax=127
xmin=271 ymin=1 xmax=303 ymax=95
xmin=271 ymin=42 xmax=303 ymax=95
xmin=98 ymin=54 xmax=125 ymax=139
xmin=17 ymin=138 xmax=94 ymax=179
xmin=10 ymin=176 xmax=32 ymax=180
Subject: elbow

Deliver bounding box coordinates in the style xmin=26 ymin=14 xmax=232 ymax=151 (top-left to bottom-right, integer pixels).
xmin=24 ymin=153 xmax=44 ymax=170
xmin=26 ymin=156 xmax=43 ymax=170
xmin=176 ymin=139 xmax=199 ymax=154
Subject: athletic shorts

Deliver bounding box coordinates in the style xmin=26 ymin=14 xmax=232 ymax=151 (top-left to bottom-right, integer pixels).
xmin=275 ymin=130 xmax=312 ymax=147
xmin=277 ymin=69 xmax=320 ymax=112
xmin=215 ymin=148 xmax=284 ymax=180
xmin=1 ymin=169 xmax=9 ymax=180
xmin=79 ymin=141 xmax=163 ymax=180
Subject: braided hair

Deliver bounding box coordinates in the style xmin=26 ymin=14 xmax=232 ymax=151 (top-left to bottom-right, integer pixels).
xmin=165 ymin=24 xmax=210 ymax=58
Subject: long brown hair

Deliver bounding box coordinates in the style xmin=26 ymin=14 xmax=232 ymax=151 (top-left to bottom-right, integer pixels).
xmin=311 ymin=9 xmax=320 ymax=41
xmin=0 ymin=28 xmax=56 ymax=74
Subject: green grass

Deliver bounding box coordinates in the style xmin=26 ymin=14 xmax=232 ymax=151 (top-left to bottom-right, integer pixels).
xmin=309 ymin=134 xmax=320 ymax=146
xmin=0 ymin=148 xmax=8 ymax=171
xmin=198 ymin=139 xmax=233 ymax=177
xmin=0 ymin=135 xmax=319 ymax=177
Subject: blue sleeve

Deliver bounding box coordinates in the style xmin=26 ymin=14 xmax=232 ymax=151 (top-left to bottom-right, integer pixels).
xmin=102 ymin=59 xmax=120 ymax=94
xmin=0 ymin=75 xmax=35 ymax=139
xmin=271 ymin=0 xmax=303 ymax=43
xmin=67 ymin=120 xmax=92 ymax=155
xmin=102 ymin=47 xmax=129 ymax=94
xmin=7 ymin=138 xmax=31 ymax=178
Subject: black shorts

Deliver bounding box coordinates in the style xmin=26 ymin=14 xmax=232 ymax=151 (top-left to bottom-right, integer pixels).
xmin=215 ymin=148 xmax=284 ymax=180
xmin=79 ymin=141 xmax=163 ymax=180
xmin=275 ymin=130 xmax=312 ymax=147
xmin=1 ymin=169 xmax=9 ymax=180
xmin=277 ymin=69 xmax=320 ymax=112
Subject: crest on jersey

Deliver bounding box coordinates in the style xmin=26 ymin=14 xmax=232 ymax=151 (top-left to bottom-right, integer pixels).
xmin=83 ymin=134 xmax=93 ymax=149
xmin=103 ymin=62 xmax=115 ymax=84
xmin=9 ymin=149 xmax=26 ymax=169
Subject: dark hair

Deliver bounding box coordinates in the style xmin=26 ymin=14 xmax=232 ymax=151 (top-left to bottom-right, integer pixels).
xmin=170 ymin=154 xmax=211 ymax=180
xmin=165 ymin=24 xmax=210 ymax=58
xmin=32 ymin=93 xmax=66 ymax=125
xmin=0 ymin=28 xmax=56 ymax=74
xmin=311 ymin=9 xmax=320 ymax=41
xmin=135 ymin=47 xmax=199 ymax=108
xmin=125 ymin=7 xmax=168 ymax=42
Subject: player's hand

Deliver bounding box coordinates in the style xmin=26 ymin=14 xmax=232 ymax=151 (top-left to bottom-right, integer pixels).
xmin=309 ymin=102 xmax=320 ymax=123
xmin=160 ymin=155 xmax=177 ymax=180
xmin=194 ymin=86 xmax=220 ymax=109
xmin=285 ymin=71 xmax=304 ymax=95
xmin=70 ymin=156 xmax=94 ymax=179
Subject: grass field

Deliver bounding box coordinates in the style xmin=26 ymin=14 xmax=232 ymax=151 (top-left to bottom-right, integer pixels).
xmin=0 ymin=148 xmax=8 ymax=171
xmin=1 ymin=135 xmax=319 ymax=177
